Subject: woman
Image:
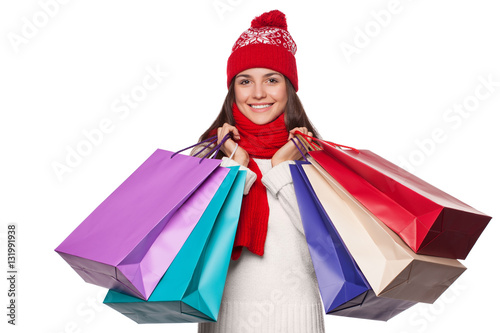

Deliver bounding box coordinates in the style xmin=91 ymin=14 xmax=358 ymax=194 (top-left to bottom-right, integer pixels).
xmin=194 ymin=10 xmax=325 ymax=333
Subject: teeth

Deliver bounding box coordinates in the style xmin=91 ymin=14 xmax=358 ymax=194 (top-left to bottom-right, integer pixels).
xmin=251 ymin=104 xmax=272 ymax=109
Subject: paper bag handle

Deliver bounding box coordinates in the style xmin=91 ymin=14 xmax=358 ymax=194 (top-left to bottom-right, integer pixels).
xmin=293 ymin=131 xmax=360 ymax=154
xmin=171 ymin=134 xmax=231 ymax=163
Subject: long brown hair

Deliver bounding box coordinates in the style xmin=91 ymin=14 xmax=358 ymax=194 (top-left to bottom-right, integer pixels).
xmin=199 ymin=76 xmax=319 ymax=157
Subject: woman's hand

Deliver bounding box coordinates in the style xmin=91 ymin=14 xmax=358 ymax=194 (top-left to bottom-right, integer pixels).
xmin=271 ymin=127 xmax=313 ymax=167
xmin=217 ymin=123 xmax=250 ymax=167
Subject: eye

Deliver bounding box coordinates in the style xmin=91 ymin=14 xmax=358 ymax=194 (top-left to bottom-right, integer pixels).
xmin=267 ymin=77 xmax=279 ymax=84
xmin=238 ymin=79 xmax=250 ymax=85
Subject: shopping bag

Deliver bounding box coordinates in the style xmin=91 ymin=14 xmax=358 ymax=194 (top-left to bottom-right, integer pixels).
xmin=302 ymin=162 xmax=466 ymax=304
xmin=331 ymin=290 xmax=417 ymax=321
xmin=55 ymin=138 xmax=230 ymax=300
xmin=308 ymin=141 xmax=491 ymax=259
xmin=291 ymin=162 xmax=416 ymax=321
xmin=103 ymin=167 xmax=246 ymax=323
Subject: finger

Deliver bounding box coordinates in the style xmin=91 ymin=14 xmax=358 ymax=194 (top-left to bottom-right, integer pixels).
xmin=215 ymin=124 xmax=239 ymax=156
xmin=226 ymin=124 xmax=241 ymax=140
xmin=221 ymin=123 xmax=241 ymax=140
xmin=288 ymin=127 xmax=298 ymax=139
xmin=219 ymin=124 xmax=234 ymax=142
xmin=289 ymin=127 xmax=308 ymax=139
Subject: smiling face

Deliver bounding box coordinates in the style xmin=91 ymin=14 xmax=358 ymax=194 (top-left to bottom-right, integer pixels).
xmin=234 ymin=68 xmax=288 ymax=125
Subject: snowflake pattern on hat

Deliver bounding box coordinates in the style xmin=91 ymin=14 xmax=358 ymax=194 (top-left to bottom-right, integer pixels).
xmin=232 ymin=27 xmax=297 ymax=55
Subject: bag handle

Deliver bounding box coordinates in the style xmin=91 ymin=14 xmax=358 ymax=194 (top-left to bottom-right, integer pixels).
xmin=199 ymin=133 xmax=231 ymax=164
xmin=192 ymin=136 xmax=219 ymax=158
xmin=290 ymin=137 xmax=309 ymax=161
xmin=171 ymin=135 xmax=217 ymax=159
xmin=292 ymin=131 xmax=360 ymax=154
xmin=171 ymin=134 xmax=232 ymax=163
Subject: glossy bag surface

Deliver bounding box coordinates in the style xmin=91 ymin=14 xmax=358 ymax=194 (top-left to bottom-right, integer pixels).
xmin=103 ymin=168 xmax=246 ymax=323
xmin=303 ymin=162 xmax=466 ymax=304
xmin=56 ymin=149 xmax=226 ymax=300
xmin=291 ymin=163 xmax=369 ymax=310
xmin=309 ymin=146 xmax=491 ymax=259
xmin=291 ymin=163 xmax=415 ymax=321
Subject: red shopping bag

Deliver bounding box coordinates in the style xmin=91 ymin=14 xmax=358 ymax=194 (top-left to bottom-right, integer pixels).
xmin=300 ymin=135 xmax=491 ymax=260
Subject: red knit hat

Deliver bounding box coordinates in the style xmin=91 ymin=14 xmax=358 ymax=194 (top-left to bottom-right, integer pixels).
xmin=227 ymin=10 xmax=299 ymax=91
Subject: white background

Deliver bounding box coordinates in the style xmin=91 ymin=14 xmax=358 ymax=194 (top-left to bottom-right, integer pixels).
xmin=1 ymin=1 xmax=499 ymax=332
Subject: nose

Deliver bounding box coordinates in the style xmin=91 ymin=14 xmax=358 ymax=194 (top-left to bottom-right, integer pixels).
xmin=252 ymin=82 xmax=266 ymax=99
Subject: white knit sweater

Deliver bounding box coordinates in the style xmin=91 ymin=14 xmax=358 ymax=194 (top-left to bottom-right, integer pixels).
xmin=198 ymin=158 xmax=325 ymax=333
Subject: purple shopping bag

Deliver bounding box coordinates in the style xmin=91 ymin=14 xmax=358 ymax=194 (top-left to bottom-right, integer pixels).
xmin=55 ymin=146 xmax=228 ymax=300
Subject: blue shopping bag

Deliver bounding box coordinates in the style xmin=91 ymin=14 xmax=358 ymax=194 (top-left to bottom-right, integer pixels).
xmin=103 ymin=167 xmax=246 ymax=323
xmin=291 ymin=162 xmax=415 ymax=321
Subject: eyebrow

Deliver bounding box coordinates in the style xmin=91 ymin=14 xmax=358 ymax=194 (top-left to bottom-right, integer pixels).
xmin=235 ymin=72 xmax=283 ymax=79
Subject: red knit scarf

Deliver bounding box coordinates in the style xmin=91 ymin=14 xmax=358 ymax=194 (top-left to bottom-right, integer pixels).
xmin=230 ymin=103 xmax=289 ymax=259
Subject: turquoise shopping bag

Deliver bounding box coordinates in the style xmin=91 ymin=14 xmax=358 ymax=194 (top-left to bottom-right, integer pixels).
xmin=103 ymin=167 xmax=246 ymax=323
